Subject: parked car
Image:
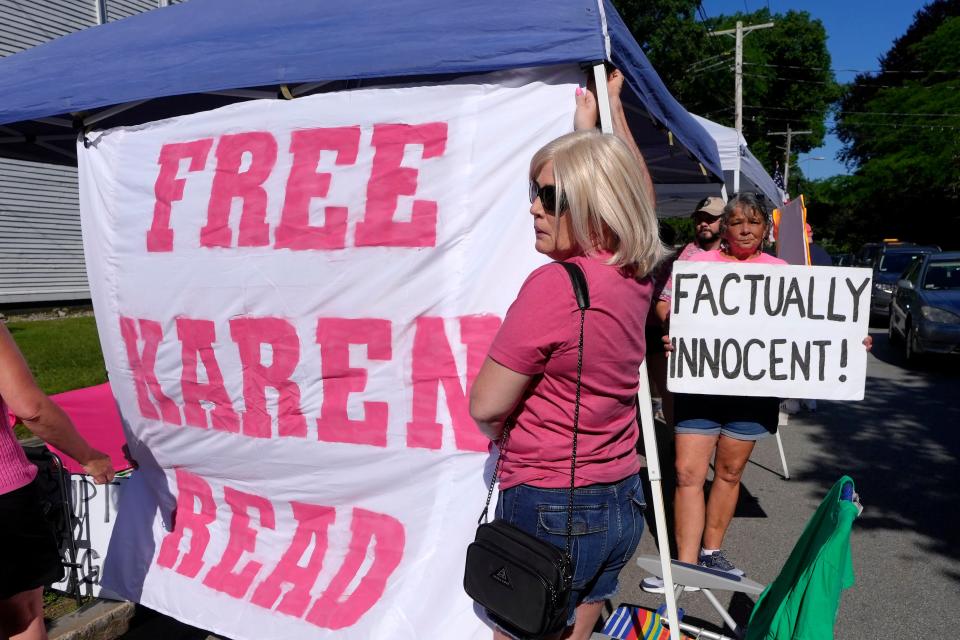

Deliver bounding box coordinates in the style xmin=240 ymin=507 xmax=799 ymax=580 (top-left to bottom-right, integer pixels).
xmin=870 ymin=245 xmax=939 ymax=321
xmin=888 ymin=251 xmax=960 ymax=362
xmin=855 ymin=239 xmax=916 ymax=267
xmin=831 ymin=252 xmax=855 ymax=266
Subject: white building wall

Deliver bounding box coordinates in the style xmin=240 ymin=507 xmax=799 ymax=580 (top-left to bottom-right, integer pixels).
xmin=0 ymin=0 xmax=168 ymax=304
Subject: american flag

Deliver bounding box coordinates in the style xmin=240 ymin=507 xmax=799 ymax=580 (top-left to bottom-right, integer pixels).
xmin=773 ymin=162 xmax=785 ymax=190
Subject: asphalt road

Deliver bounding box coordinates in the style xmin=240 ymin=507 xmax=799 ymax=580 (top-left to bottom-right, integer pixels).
xmin=622 ymin=327 xmax=960 ymax=638
xmin=117 ymin=327 xmax=959 ymax=639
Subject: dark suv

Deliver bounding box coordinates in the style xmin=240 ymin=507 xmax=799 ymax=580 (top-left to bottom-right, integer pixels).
xmin=870 ymin=245 xmax=940 ymax=320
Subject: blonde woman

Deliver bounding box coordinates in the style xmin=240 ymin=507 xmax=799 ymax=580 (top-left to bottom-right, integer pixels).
xmin=470 ymin=130 xmax=665 ymax=640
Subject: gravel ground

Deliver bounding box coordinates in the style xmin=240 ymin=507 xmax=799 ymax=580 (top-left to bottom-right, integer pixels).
xmin=0 ymin=306 xmax=95 ymax=323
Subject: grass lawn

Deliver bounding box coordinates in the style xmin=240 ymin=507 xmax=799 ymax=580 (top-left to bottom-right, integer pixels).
xmin=7 ymin=316 xmax=107 ymax=438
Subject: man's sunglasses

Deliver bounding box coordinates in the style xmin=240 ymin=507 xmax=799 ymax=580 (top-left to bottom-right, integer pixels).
xmin=529 ymin=180 xmax=568 ymax=214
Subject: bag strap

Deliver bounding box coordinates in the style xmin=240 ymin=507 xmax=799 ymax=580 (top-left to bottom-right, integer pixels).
xmin=479 ymin=262 xmax=590 ymax=562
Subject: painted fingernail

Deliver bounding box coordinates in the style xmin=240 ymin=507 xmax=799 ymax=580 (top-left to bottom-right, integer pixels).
xmin=575 ymin=86 xmax=584 ymax=96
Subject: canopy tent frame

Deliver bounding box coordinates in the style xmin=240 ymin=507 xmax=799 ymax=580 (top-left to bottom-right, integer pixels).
xmin=592 ymin=60 xmax=681 ymax=640
xmin=0 ymin=0 xmax=723 ymax=191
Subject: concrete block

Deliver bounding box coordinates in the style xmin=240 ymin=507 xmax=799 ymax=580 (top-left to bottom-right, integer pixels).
xmin=49 ymin=600 xmax=135 ymax=640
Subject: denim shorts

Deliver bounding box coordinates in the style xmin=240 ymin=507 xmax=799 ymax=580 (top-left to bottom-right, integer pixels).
xmin=495 ymin=474 xmax=645 ymax=627
xmin=675 ymin=418 xmax=770 ymax=441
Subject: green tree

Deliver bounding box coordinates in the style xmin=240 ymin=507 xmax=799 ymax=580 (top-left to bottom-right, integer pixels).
xmin=613 ymin=3 xmax=839 ymax=174
xmin=830 ymin=0 xmax=960 ymax=245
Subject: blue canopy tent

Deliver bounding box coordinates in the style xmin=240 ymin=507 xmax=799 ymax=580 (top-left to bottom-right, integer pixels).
xmin=0 ymin=3 xmax=711 ymax=636
xmin=0 ymin=0 xmax=721 ymax=188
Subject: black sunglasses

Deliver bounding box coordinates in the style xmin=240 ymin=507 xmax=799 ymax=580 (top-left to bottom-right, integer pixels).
xmin=529 ymin=180 xmax=568 ymax=214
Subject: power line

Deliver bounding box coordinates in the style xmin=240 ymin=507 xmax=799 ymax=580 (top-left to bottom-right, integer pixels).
xmin=743 ymin=104 xmax=960 ymax=118
xmin=836 ymin=122 xmax=960 ymax=130
xmin=743 ymin=61 xmax=959 ymax=75
xmin=757 ymin=115 xmax=960 ymax=130
xmin=697 ymin=1 xmax=711 ymax=25
xmin=687 ymin=49 xmax=735 ymax=71
xmin=741 ymin=71 xmax=958 ymax=90
xmin=688 ymin=58 xmax=735 ymax=76
xmin=735 ymin=69 xmax=957 ymax=91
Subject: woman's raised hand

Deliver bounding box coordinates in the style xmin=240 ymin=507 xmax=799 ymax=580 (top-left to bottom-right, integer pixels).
xmin=574 ymin=85 xmax=598 ymax=131
xmin=574 ymin=68 xmax=626 ymax=131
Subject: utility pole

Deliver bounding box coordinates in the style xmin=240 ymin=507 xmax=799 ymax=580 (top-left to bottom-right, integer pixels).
xmin=709 ymin=20 xmax=775 ymax=141
xmin=768 ymin=126 xmax=812 ymax=192
xmin=709 ymin=20 xmax=774 ymax=191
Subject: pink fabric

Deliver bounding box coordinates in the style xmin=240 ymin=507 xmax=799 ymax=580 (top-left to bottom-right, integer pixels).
xmin=487 ymin=254 xmax=652 ymax=489
xmin=676 ymin=241 xmax=706 ymax=262
xmin=0 ymin=397 xmax=38 ymax=495
xmin=660 ymin=246 xmax=786 ymax=306
xmin=689 ymin=249 xmax=787 ymax=265
xmin=657 ymin=242 xmax=706 ymax=304
xmin=11 ymin=383 xmax=131 ymax=475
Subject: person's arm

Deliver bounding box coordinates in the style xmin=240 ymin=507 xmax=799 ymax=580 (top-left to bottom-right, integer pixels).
xmin=469 ymin=358 xmax=532 ymax=441
xmin=574 ymin=68 xmax=656 ymax=205
xmin=655 ymin=299 xmax=671 ymax=327
xmin=0 ymin=325 xmax=115 ymax=484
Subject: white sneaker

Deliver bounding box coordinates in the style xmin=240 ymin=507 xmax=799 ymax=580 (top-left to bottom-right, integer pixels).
xmin=640 ymin=576 xmax=699 ymax=593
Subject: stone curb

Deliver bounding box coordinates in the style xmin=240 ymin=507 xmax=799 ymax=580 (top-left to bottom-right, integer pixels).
xmin=49 ymin=600 xmax=135 ymax=640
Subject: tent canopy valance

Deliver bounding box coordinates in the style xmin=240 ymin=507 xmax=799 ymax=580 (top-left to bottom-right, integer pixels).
xmin=654 ymin=114 xmax=785 ymax=218
xmin=0 ymin=0 xmax=721 ymax=185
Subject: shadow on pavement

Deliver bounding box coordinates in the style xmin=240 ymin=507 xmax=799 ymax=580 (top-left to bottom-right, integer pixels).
xmin=791 ymin=331 xmax=960 ymax=581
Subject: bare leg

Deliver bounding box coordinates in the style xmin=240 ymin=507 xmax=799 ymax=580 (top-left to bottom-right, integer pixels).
xmin=702 ymin=436 xmax=756 ymax=550
xmin=674 ymin=433 xmax=718 ymax=564
xmin=0 ymin=587 xmax=47 ymax=640
xmin=493 ymin=599 xmax=605 ymax=640
xmin=559 ymin=601 xmax=605 ymax=640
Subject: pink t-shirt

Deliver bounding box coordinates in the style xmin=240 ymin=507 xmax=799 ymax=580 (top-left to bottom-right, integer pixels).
xmin=0 ymin=397 xmax=38 ymax=495
xmin=690 ymin=249 xmax=787 ymax=265
xmin=660 ymin=247 xmax=786 ymax=307
xmin=656 ymin=241 xmax=705 ymax=304
xmin=487 ymin=254 xmax=653 ymax=489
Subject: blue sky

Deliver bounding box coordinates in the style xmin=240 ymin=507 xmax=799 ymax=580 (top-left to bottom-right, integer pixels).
xmin=699 ymin=0 xmax=932 ymax=179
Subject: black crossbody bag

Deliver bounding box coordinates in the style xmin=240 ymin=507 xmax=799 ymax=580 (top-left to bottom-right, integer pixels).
xmin=463 ymin=262 xmax=589 ymax=639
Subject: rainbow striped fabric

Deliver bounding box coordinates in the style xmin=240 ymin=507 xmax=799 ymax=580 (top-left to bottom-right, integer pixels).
xmin=602 ymin=605 xmax=680 ymax=640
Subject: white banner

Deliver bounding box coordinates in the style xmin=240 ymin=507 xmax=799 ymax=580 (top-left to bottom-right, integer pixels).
xmin=78 ymin=66 xmax=581 ymax=639
xmin=666 ymin=263 xmax=872 ymax=400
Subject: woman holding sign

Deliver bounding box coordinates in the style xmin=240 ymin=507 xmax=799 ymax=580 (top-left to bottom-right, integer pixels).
xmin=650 ymin=193 xmax=870 ymax=585
xmin=470 ymin=129 xmax=665 ymax=640
xmin=665 ymin=192 xmax=786 ymax=580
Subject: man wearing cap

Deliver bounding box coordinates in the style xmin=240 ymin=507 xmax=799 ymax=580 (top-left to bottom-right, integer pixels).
xmin=654 ymin=195 xmax=724 ymax=316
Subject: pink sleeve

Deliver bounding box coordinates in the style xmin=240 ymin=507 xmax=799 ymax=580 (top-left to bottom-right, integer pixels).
xmin=487 ymin=265 xmax=573 ymax=376
xmin=756 ymin=253 xmax=789 ymax=265
xmin=658 ymin=243 xmax=702 ymax=303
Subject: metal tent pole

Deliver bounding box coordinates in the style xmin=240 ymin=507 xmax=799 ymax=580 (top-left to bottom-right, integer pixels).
xmin=637 ymin=360 xmax=681 ymax=640
xmin=590 ymin=61 xmax=680 ymax=640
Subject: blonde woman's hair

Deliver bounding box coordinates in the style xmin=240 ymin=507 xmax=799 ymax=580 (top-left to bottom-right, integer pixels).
xmin=530 ymin=130 xmax=666 ymax=278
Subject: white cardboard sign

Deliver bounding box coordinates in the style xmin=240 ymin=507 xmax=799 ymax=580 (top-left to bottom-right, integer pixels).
xmin=666 ymin=262 xmax=872 ymax=400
